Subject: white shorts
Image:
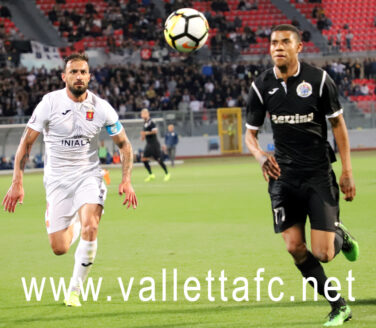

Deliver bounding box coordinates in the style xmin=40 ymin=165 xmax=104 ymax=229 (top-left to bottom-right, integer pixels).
xmin=44 ymin=176 xmax=107 ymax=234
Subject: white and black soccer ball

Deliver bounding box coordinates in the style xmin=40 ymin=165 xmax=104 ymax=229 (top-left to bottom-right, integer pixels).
xmin=164 ymin=8 xmax=209 ymax=53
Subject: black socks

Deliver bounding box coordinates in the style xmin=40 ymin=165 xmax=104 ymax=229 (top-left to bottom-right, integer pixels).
xmin=143 ymin=161 xmax=152 ymax=174
xmin=158 ymin=159 xmax=168 ymax=174
xmin=296 ymin=252 xmax=346 ymax=309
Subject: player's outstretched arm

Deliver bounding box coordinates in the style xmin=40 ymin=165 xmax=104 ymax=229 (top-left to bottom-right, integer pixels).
xmin=112 ymin=130 xmax=138 ymax=209
xmin=2 ymin=127 xmax=40 ymax=213
xmin=329 ymin=114 xmax=356 ymax=201
xmin=245 ymin=129 xmax=281 ymax=182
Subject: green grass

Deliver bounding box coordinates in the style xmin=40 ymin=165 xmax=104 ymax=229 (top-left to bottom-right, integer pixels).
xmin=0 ymin=153 xmax=375 ymax=328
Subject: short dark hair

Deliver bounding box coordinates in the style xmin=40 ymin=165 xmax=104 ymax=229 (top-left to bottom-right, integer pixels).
xmin=271 ymin=24 xmax=302 ymax=42
xmin=63 ymin=53 xmax=89 ymax=71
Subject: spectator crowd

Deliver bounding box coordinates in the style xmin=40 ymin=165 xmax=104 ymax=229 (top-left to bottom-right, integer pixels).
xmin=44 ymin=0 xmax=306 ymax=57
xmin=0 ymin=57 xmax=376 ymax=118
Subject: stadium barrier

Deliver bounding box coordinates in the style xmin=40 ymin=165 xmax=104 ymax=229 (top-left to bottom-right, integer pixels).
xmin=1 ymin=104 xmax=375 ymax=161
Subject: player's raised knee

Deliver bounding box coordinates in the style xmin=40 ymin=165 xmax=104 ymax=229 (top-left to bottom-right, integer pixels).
xmin=51 ymin=244 xmax=69 ymax=255
xmin=286 ymin=241 xmax=306 ymax=258
xmin=312 ymin=247 xmax=334 ymax=263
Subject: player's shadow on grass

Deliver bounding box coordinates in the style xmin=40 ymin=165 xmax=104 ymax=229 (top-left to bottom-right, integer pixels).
xmin=2 ymin=300 xmax=335 ymax=326
xmin=4 ymin=298 xmax=376 ymax=327
xmin=350 ymin=298 xmax=376 ymax=305
xmin=1 ymin=299 xmax=327 ymax=312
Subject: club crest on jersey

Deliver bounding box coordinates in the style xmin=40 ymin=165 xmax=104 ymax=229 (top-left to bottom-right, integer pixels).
xmin=296 ymin=81 xmax=312 ymax=98
xmin=86 ymin=108 xmax=94 ymax=121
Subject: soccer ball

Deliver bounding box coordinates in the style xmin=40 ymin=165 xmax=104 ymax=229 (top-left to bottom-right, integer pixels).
xmin=164 ymin=8 xmax=209 ymax=53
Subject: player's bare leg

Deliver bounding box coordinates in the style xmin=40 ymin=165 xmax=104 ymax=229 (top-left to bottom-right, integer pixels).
xmin=283 ymin=224 xmax=350 ymax=325
xmin=281 ymin=223 xmax=307 ymax=264
xmin=79 ymin=203 xmax=101 ymax=241
xmin=65 ymin=204 xmax=102 ymax=307
xmin=48 ymin=225 xmax=75 ymax=255
xmin=311 ymin=229 xmax=336 ymax=263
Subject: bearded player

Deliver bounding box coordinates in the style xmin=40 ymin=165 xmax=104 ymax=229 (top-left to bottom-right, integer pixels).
xmin=2 ymin=53 xmax=138 ymax=307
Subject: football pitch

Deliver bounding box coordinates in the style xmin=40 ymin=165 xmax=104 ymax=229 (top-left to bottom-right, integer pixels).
xmin=0 ymin=153 xmax=375 ymax=328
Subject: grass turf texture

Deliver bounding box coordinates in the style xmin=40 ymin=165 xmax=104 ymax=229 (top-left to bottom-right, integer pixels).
xmin=0 ymin=153 xmax=375 ymax=328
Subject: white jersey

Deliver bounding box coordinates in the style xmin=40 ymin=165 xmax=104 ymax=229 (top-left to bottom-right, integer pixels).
xmin=27 ymin=88 xmax=121 ymax=189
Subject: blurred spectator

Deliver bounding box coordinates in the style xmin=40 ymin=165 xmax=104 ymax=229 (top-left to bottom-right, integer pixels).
xmin=211 ymin=0 xmax=229 ymax=12
xmin=335 ymin=30 xmax=342 ymax=52
xmin=360 ymin=84 xmax=369 ymax=96
xmin=99 ymin=141 xmax=108 ymax=164
xmin=250 ymin=0 xmax=259 ymax=10
xmin=112 ymin=151 xmax=120 ymax=164
xmin=312 ymin=6 xmax=319 ymax=19
xmin=0 ymin=156 xmax=12 ymax=170
xmin=302 ymin=30 xmax=311 ymax=42
xmin=317 ymin=14 xmax=330 ymax=32
xmin=324 ymin=16 xmax=332 ymax=30
xmin=0 ymin=6 xmax=11 ymax=18
xmin=364 ymin=58 xmax=373 ymax=79
xmin=345 ymin=30 xmax=353 ymax=50
xmin=85 ymin=3 xmax=97 ymax=15
xmin=291 ymin=17 xmax=300 ymax=28
xmin=164 ymin=124 xmax=179 ymax=166
xmin=234 ymin=16 xmax=242 ymax=29
xmin=237 ymin=1 xmax=248 ymax=10
xmin=238 ymin=0 xmax=258 ymax=10
xmin=33 ymin=153 xmax=44 ymax=168
xmin=107 ymin=35 xmax=117 ymax=53
xmin=48 ymin=6 xmax=58 ymax=23
xmin=327 ymin=35 xmax=334 ymax=53
xmin=339 ymin=76 xmax=351 ymax=96
xmin=261 ymin=26 xmax=271 ymax=39
xmin=351 ymin=83 xmax=361 ymax=96
xmin=106 ymin=151 xmax=113 ymax=164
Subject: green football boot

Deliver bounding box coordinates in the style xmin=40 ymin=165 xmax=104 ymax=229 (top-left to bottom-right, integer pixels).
xmin=144 ymin=174 xmax=156 ymax=182
xmin=337 ymin=222 xmax=359 ymax=262
xmin=323 ymin=305 xmax=352 ymax=326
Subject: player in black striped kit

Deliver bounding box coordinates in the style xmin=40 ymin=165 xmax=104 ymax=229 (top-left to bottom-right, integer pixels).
xmin=140 ymin=108 xmax=170 ymax=182
xmin=245 ymin=24 xmax=359 ymax=327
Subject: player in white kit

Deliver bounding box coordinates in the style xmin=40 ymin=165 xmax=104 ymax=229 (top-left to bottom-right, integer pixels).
xmin=2 ymin=53 xmax=138 ymax=307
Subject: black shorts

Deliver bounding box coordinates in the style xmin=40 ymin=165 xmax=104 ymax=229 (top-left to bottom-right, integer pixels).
xmin=144 ymin=143 xmax=161 ymax=160
xmin=268 ymin=169 xmax=339 ymax=233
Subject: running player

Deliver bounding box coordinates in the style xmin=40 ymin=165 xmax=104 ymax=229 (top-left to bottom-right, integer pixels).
xmin=2 ymin=53 xmax=137 ymax=307
xmin=140 ymin=108 xmax=170 ymax=182
xmin=245 ymin=25 xmax=359 ymax=326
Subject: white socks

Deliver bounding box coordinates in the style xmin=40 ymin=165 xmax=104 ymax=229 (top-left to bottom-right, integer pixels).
xmin=69 ymin=239 xmax=97 ymax=294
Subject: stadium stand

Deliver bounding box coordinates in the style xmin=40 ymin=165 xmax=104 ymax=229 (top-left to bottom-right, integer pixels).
xmin=0 ymin=1 xmax=375 ymax=128
xmin=292 ymin=0 xmax=376 ymax=52
xmin=193 ymin=0 xmax=320 ymax=54
xmin=36 ymin=0 xmax=318 ymax=55
xmin=0 ymin=5 xmax=25 ymax=67
xmin=36 ymin=0 xmax=165 ymax=55
xmin=349 ymin=78 xmax=376 ymax=113
xmin=0 ymin=5 xmax=23 ymax=40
